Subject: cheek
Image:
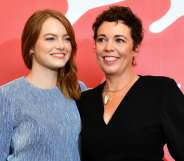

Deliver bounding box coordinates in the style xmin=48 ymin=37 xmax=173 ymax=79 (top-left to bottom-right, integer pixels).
xmin=96 ymin=51 xmax=101 ymax=59
xmin=68 ymin=52 xmax=72 ymax=59
xmin=69 ymin=45 xmax=72 ymax=53
xmin=66 ymin=47 xmax=72 ymax=59
xmin=119 ymin=46 xmax=134 ymax=55
xmin=34 ymin=42 xmax=49 ymax=53
xmin=95 ymin=45 xmax=103 ymax=56
xmin=95 ymin=42 xmax=103 ymax=50
xmin=66 ymin=41 xmax=72 ymax=48
xmin=96 ymin=53 xmax=102 ymax=65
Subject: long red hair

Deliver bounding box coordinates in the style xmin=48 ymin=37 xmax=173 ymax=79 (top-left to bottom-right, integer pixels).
xmin=21 ymin=9 xmax=80 ymax=99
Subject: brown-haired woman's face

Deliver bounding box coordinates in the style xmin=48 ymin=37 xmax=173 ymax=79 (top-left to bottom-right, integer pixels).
xmin=95 ymin=21 xmax=136 ymax=76
xmin=30 ymin=17 xmax=72 ymax=71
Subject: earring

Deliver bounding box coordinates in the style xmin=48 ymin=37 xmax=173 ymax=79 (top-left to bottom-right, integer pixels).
xmin=132 ymin=56 xmax=137 ymax=66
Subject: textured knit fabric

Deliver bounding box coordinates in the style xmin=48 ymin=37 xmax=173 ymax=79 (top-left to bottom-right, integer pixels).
xmin=0 ymin=77 xmax=87 ymax=161
xmin=77 ymin=75 xmax=184 ymax=161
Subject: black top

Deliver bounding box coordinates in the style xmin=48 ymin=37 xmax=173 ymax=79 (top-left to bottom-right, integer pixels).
xmin=77 ymin=76 xmax=184 ymax=161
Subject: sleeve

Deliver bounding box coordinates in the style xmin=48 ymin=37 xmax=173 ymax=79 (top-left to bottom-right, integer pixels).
xmin=161 ymin=78 xmax=184 ymax=160
xmin=0 ymin=91 xmax=13 ymax=161
xmin=78 ymin=80 xmax=88 ymax=92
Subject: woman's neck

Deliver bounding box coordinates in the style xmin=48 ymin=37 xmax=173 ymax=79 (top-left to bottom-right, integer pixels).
xmin=26 ymin=66 xmax=58 ymax=89
xmin=105 ymin=69 xmax=138 ymax=91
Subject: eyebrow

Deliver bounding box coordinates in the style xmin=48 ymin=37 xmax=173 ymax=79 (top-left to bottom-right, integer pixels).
xmin=97 ymin=34 xmax=128 ymax=40
xmin=43 ymin=33 xmax=70 ymax=37
xmin=114 ymin=35 xmax=128 ymax=40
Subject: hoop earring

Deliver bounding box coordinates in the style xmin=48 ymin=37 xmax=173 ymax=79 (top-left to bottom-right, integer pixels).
xmin=132 ymin=56 xmax=136 ymax=66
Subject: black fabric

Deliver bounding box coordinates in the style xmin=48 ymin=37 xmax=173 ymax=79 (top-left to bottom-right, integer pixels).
xmin=77 ymin=75 xmax=184 ymax=161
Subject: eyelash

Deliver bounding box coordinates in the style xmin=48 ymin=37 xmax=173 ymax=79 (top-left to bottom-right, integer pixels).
xmin=64 ymin=37 xmax=71 ymax=42
xmin=96 ymin=37 xmax=125 ymax=44
xmin=45 ymin=37 xmax=71 ymax=42
xmin=96 ymin=37 xmax=105 ymax=42
xmin=115 ymin=38 xmax=125 ymax=43
xmin=45 ymin=37 xmax=55 ymax=41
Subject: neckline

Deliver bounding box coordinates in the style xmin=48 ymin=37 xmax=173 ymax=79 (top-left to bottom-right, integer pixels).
xmin=21 ymin=76 xmax=58 ymax=92
xmin=100 ymin=75 xmax=142 ymax=95
xmin=100 ymin=75 xmax=142 ymax=126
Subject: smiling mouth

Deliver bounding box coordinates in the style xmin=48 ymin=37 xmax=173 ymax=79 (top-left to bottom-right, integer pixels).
xmin=103 ymin=56 xmax=119 ymax=62
xmin=50 ymin=53 xmax=66 ymax=58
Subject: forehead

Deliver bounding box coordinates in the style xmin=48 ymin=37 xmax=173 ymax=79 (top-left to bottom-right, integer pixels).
xmin=39 ymin=17 xmax=67 ymax=35
xmin=97 ymin=21 xmax=131 ymax=37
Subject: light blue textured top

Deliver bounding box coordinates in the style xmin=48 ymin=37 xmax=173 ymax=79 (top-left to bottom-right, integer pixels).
xmin=0 ymin=77 xmax=87 ymax=161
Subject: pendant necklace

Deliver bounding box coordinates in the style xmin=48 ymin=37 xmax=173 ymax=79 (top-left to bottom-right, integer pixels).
xmin=103 ymin=95 xmax=110 ymax=105
xmin=103 ymin=86 xmax=127 ymax=105
xmin=103 ymin=76 xmax=138 ymax=105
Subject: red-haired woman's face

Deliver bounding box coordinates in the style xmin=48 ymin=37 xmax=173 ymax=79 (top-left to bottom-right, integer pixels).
xmin=31 ymin=17 xmax=72 ymax=72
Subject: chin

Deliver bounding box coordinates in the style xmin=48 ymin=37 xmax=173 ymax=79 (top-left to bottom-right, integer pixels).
xmin=48 ymin=64 xmax=66 ymax=70
xmin=101 ymin=67 xmax=117 ymax=74
xmin=54 ymin=62 xmax=68 ymax=68
xmin=103 ymin=70 xmax=117 ymax=76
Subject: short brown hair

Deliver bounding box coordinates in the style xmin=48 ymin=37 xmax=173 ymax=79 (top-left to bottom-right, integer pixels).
xmin=92 ymin=6 xmax=144 ymax=51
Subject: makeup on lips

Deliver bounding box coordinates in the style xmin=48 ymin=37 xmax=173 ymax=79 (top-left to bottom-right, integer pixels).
xmin=102 ymin=55 xmax=120 ymax=64
xmin=50 ymin=52 xmax=66 ymax=59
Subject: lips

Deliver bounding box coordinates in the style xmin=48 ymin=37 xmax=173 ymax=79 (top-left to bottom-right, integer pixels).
xmin=50 ymin=52 xmax=66 ymax=59
xmin=103 ymin=56 xmax=119 ymax=63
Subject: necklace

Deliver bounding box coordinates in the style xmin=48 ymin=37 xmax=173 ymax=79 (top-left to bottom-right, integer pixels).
xmin=103 ymin=95 xmax=110 ymax=105
xmin=103 ymin=76 xmax=138 ymax=105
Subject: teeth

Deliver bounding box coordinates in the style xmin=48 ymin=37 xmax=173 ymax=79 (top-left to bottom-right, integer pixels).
xmin=54 ymin=54 xmax=64 ymax=56
xmin=104 ymin=56 xmax=117 ymax=61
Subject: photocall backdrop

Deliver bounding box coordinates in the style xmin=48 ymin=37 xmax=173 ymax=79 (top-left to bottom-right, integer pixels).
xmin=0 ymin=0 xmax=183 ymax=160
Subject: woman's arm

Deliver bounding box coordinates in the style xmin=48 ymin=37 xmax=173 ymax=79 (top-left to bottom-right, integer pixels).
xmin=161 ymin=79 xmax=184 ymax=160
xmin=0 ymin=91 xmax=13 ymax=161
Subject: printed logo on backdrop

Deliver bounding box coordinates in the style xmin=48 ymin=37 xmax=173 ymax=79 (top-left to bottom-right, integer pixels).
xmin=65 ymin=0 xmax=124 ymax=24
xmin=66 ymin=0 xmax=184 ymax=32
xmin=149 ymin=0 xmax=184 ymax=33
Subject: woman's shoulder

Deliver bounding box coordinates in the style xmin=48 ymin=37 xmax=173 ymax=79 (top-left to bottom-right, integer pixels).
xmin=0 ymin=78 xmax=24 ymax=113
xmin=78 ymin=80 xmax=88 ymax=92
xmin=80 ymin=82 xmax=104 ymax=97
xmin=140 ymin=75 xmax=176 ymax=86
xmin=140 ymin=75 xmax=173 ymax=81
xmin=139 ymin=75 xmax=182 ymax=95
xmin=0 ymin=77 xmax=25 ymax=96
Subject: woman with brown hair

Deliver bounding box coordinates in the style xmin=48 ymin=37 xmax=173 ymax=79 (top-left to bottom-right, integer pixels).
xmin=77 ymin=6 xmax=184 ymax=161
xmin=0 ymin=9 xmax=86 ymax=161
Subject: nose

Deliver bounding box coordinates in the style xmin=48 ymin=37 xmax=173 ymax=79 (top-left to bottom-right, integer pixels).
xmin=56 ymin=39 xmax=65 ymax=50
xmin=104 ymin=40 xmax=114 ymax=52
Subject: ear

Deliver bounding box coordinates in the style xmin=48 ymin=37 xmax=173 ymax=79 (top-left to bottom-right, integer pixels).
xmin=133 ymin=46 xmax=139 ymax=55
xmin=29 ymin=49 xmax=34 ymax=55
xmin=132 ymin=50 xmax=138 ymax=57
